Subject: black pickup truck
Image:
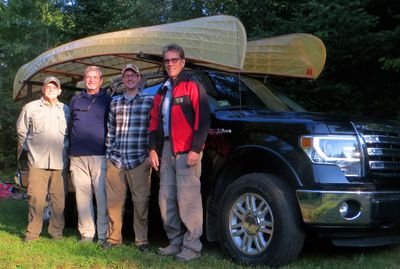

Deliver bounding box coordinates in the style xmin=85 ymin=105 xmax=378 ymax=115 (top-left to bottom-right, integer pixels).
xmin=181 ymin=69 xmax=400 ymax=266
xmin=16 ymin=68 xmax=400 ymax=267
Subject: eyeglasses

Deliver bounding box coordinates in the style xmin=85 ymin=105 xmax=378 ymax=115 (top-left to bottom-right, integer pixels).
xmin=43 ymin=84 xmax=59 ymax=90
xmin=75 ymin=94 xmax=97 ymax=112
xmin=163 ymin=58 xmax=181 ymax=64
xmin=85 ymin=76 xmax=101 ymax=80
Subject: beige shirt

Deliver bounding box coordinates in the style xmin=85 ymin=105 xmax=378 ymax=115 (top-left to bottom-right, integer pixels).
xmin=16 ymin=98 xmax=70 ymax=170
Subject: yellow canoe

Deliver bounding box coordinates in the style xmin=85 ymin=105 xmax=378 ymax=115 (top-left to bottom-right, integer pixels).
xmin=243 ymin=33 xmax=326 ymax=79
xmin=13 ymin=15 xmax=247 ymax=100
xmin=13 ymin=15 xmax=326 ymax=101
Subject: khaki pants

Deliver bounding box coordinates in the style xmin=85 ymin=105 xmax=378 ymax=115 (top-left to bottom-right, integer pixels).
xmin=70 ymin=156 xmax=108 ymax=240
xmin=159 ymin=141 xmax=203 ymax=253
xmin=106 ymin=160 xmax=151 ymax=245
xmin=26 ymin=165 xmax=66 ymax=239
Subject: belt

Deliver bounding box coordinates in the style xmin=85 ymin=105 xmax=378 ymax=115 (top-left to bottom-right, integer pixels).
xmin=164 ymin=136 xmax=170 ymax=141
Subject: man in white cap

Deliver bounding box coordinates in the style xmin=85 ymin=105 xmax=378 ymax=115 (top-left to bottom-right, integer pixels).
xmin=16 ymin=76 xmax=70 ymax=241
xmin=103 ymin=64 xmax=154 ymax=251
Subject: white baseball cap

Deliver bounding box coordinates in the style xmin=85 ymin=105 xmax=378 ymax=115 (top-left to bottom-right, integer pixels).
xmin=121 ymin=64 xmax=140 ymax=75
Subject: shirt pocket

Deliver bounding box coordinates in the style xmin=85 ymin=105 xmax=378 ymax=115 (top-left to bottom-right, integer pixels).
xmin=30 ymin=111 xmax=46 ymax=134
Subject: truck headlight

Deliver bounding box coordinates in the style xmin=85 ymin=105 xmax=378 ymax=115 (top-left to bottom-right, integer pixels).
xmin=300 ymin=135 xmax=361 ymax=177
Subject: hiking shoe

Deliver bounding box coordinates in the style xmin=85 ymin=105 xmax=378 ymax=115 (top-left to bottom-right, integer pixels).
xmin=23 ymin=235 xmax=39 ymax=242
xmin=80 ymin=236 xmax=94 ymax=243
xmin=97 ymin=239 xmax=106 ymax=245
xmin=138 ymin=244 xmax=149 ymax=252
xmin=102 ymin=241 xmax=121 ymax=250
xmin=174 ymin=248 xmax=201 ymax=262
xmin=157 ymin=244 xmax=181 ymax=256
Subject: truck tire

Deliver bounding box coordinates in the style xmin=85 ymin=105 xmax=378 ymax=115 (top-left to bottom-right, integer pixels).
xmin=217 ymin=173 xmax=305 ymax=267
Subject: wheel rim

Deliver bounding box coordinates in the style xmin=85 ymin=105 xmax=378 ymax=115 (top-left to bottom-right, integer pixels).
xmin=229 ymin=192 xmax=274 ymax=255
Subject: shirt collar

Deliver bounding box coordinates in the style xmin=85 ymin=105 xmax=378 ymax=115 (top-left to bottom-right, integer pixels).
xmin=162 ymin=79 xmax=173 ymax=91
xmin=122 ymin=88 xmax=142 ymax=101
xmin=40 ymin=97 xmax=62 ymax=108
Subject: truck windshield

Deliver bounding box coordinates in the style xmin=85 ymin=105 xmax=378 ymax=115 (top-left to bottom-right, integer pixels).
xmin=143 ymin=70 xmax=306 ymax=112
xmin=206 ymin=72 xmax=300 ymax=112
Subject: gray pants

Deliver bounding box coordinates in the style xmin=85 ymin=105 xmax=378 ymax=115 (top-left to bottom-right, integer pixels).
xmin=159 ymin=141 xmax=203 ymax=252
xmin=70 ymin=156 xmax=108 ymax=240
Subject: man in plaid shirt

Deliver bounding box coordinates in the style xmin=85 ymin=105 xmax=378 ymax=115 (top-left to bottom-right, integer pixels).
xmin=103 ymin=64 xmax=154 ymax=251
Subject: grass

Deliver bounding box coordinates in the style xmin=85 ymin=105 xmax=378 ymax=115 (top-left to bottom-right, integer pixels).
xmin=1 ymin=198 xmax=400 ymax=269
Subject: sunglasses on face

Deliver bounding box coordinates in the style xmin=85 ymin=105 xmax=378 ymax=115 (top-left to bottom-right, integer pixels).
xmin=163 ymin=58 xmax=181 ymax=64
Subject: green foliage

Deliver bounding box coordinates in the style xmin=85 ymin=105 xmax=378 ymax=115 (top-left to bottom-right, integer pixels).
xmin=62 ymin=0 xmax=178 ymax=38
xmin=259 ymin=0 xmax=400 ymax=118
xmin=0 ymin=94 xmax=20 ymax=173
xmin=0 ymin=0 xmax=73 ymax=173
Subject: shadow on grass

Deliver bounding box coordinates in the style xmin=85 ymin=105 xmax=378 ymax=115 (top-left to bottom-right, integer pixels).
xmin=0 ymin=198 xmax=28 ymax=238
xmin=296 ymin=235 xmax=400 ymax=268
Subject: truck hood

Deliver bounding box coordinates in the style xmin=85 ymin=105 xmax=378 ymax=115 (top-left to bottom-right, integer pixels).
xmin=214 ymin=109 xmax=400 ymax=135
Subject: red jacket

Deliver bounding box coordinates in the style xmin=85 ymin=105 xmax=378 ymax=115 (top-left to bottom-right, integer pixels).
xmin=148 ymin=72 xmax=210 ymax=155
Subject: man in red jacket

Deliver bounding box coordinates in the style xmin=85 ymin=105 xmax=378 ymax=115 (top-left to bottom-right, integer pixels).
xmin=149 ymin=44 xmax=210 ymax=262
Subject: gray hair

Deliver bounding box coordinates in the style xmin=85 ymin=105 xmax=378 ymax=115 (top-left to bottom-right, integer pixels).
xmin=84 ymin=66 xmax=103 ymax=78
xmin=162 ymin=44 xmax=185 ymax=59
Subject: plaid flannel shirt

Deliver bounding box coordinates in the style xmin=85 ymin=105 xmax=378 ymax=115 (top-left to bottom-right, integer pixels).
xmin=106 ymin=91 xmax=154 ymax=169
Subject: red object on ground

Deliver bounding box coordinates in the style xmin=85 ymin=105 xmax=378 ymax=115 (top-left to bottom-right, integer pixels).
xmin=0 ymin=182 xmax=13 ymax=199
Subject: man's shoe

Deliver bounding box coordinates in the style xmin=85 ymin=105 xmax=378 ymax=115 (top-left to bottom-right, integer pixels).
xmin=80 ymin=237 xmax=94 ymax=243
xmin=102 ymin=241 xmax=121 ymax=250
xmin=174 ymin=248 xmax=201 ymax=262
xmin=157 ymin=244 xmax=181 ymax=256
xmin=97 ymin=239 xmax=105 ymax=245
xmin=23 ymin=235 xmax=39 ymax=242
xmin=138 ymin=244 xmax=149 ymax=252
xmin=52 ymin=235 xmax=63 ymax=241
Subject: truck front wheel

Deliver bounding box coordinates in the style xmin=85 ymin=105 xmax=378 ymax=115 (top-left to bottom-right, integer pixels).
xmin=217 ymin=173 xmax=305 ymax=267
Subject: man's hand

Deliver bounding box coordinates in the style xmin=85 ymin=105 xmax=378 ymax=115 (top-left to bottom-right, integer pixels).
xmin=149 ymin=149 xmax=159 ymax=171
xmin=186 ymin=151 xmax=200 ymax=167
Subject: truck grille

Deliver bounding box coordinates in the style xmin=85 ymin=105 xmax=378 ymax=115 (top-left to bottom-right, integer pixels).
xmin=354 ymin=122 xmax=400 ymax=177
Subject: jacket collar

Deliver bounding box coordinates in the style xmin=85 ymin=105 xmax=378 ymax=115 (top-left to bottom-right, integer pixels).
xmin=83 ymin=88 xmax=107 ymax=97
xmin=171 ymin=70 xmax=190 ymax=87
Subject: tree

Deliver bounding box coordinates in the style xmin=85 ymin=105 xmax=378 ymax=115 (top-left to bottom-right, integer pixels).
xmin=291 ymin=0 xmax=399 ymax=118
xmin=0 ymin=0 xmax=70 ymax=175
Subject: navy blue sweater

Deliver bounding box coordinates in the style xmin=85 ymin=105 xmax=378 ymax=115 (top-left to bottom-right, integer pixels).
xmin=69 ymin=89 xmax=112 ymax=156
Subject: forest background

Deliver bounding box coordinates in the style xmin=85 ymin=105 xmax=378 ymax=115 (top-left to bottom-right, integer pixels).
xmin=0 ymin=0 xmax=399 ymax=176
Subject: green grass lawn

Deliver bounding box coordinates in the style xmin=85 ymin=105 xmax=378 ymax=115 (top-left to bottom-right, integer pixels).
xmin=1 ymin=198 xmax=400 ymax=269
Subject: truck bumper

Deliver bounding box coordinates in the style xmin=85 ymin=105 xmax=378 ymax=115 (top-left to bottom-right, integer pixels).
xmin=296 ymin=189 xmax=400 ymax=225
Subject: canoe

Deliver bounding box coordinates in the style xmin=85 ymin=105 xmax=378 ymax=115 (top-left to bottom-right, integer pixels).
xmin=13 ymin=15 xmax=327 ymax=101
xmin=13 ymin=15 xmax=247 ymax=100
xmin=244 ymin=33 xmax=326 ymax=79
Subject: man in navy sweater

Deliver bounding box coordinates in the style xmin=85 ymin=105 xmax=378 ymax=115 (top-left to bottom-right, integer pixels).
xmin=69 ymin=66 xmax=112 ymax=243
